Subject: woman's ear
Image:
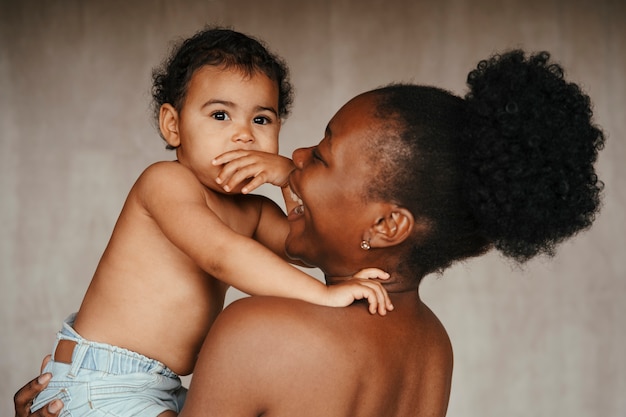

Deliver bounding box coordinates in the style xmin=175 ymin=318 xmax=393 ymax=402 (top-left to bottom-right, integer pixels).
xmin=368 ymin=206 xmax=415 ymax=248
xmin=159 ymin=103 xmax=181 ymax=148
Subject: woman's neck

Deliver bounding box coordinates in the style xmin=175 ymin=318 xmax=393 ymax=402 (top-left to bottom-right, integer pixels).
xmin=325 ymin=271 xmax=422 ymax=297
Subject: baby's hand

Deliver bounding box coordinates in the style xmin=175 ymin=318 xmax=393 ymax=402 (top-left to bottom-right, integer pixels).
xmin=213 ymin=150 xmax=295 ymax=194
xmin=352 ymin=267 xmax=391 ymax=281
xmin=325 ymin=268 xmax=393 ymax=315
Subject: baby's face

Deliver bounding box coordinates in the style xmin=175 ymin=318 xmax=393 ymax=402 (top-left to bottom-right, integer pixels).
xmin=171 ymin=65 xmax=281 ymax=193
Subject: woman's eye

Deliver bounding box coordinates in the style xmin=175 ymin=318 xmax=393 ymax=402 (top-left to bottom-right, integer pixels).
xmin=212 ymin=111 xmax=230 ymax=121
xmin=312 ymin=148 xmax=326 ymax=165
xmin=253 ymin=116 xmax=270 ymax=125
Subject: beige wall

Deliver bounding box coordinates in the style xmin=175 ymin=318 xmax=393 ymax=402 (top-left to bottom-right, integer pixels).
xmin=1 ymin=0 xmax=624 ymax=415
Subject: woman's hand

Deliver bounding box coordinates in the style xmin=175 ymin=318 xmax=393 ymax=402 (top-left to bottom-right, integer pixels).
xmin=14 ymin=356 xmax=63 ymax=417
xmin=325 ymin=268 xmax=394 ymax=315
xmin=213 ymin=150 xmax=295 ymax=194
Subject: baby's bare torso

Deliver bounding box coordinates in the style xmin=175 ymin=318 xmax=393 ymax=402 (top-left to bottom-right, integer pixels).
xmin=73 ymin=162 xmax=264 ymax=375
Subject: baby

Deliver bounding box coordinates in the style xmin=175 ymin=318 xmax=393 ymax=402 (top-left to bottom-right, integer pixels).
xmin=30 ymin=27 xmax=391 ymax=417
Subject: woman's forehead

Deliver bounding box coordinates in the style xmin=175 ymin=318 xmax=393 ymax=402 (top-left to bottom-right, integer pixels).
xmin=328 ymin=93 xmax=381 ymax=139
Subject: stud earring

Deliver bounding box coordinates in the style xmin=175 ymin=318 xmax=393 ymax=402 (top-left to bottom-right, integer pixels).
xmin=360 ymin=240 xmax=371 ymax=250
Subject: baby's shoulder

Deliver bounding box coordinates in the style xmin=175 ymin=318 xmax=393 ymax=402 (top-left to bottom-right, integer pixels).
xmin=140 ymin=160 xmax=189 ymax=179
xmin=125 ymin=161 xmax=213 ymax=214
xmin=132 ymin=161 xmax=201 ymax=192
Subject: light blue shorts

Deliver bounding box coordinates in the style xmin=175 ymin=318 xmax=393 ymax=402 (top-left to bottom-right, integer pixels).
xmin=31 ymin=313 xmax=187 ymax=416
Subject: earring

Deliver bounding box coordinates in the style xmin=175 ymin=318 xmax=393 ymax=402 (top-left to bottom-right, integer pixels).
xmin=360 ymin=240 xmax=371 ymax=250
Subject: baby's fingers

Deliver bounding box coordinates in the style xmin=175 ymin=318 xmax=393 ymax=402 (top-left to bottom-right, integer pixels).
xmin=359 ymin=280 xmax=393 ymax=315
xmin=240 ymin=174 xmax=267 ymax=194
xmin=217 ymin=163 xmax=262 ymax=193
xmin=212 ymin=149 xmax=248 ymax=166
xmin=214 ymin=159 xmax=251 ymax=189
xmin=353 ymin=268 xmax=390 ymax=280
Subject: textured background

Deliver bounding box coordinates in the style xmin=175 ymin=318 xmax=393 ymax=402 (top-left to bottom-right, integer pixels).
xmin=1 ymin=1 xmax=624 ymax=416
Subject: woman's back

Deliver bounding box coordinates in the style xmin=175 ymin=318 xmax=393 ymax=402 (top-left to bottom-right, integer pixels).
xmin=180 ymin=292 xmax=452 ymax=417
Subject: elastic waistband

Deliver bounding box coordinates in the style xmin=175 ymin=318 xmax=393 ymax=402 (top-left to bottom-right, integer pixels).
xmin=55 ymin=313 xmax=178 ymax=379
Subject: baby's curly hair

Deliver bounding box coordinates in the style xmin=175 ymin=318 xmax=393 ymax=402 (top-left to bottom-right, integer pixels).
xmin=151 ymin=26 xmax=294 ymax=149
xmin=367 ymin=50 xmax=605 ymax=275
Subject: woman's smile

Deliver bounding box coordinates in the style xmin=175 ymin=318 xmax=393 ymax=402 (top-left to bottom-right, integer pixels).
xmin=286 ymin=184 xmax=305 ymax=220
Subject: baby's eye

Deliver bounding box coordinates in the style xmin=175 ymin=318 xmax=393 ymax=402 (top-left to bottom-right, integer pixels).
xmin=212 ymin=111 xmax=230 ymax=121
xmin=253 ymin=116 xmax=271 ymax=125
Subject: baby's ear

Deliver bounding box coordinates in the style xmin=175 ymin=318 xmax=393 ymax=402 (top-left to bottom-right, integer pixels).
xmin=159 ymin=104 xmax=180 ymax=148
xmin=369 ymin=206 xmax=414 ymax=248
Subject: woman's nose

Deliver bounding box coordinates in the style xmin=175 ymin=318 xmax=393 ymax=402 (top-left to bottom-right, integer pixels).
xmin=292 ymin=147 xmax=312 ymax=169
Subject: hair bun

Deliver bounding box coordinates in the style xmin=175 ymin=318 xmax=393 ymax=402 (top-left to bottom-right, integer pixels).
xmin=462 ymin=50 xmax=605 ymax=262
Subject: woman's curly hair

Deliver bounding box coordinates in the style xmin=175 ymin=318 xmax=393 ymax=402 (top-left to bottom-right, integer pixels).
xmin=151 ymin=26 xmax=294 ymax=149
xmin=463 ymin=50 xmax=605 ymax=262
xmin=368 ymin=50 xmax=605 ymax=276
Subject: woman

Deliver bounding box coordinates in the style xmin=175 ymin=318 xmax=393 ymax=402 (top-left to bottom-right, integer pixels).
xmin=16 ymin=49 xmax=604 ymax=417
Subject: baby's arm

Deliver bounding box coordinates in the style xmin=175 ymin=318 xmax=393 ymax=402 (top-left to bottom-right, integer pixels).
xmin=140 ymin=162 xmax=392 ymax=315
xmin=213 ymin=150 xmax=299 ymax=262
xmin=212 ymin=151 xmax=393 ymax=313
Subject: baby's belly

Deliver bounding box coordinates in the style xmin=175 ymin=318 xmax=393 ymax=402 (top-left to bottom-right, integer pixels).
xmin=74 ymin=277 xmax=228 ymax=376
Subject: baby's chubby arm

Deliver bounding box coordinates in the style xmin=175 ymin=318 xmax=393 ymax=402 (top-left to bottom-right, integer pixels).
xmin=212 ymin=151 xmax=394 ymax=314
xmin=214 ymin=150 xmax=298 ymax=261
xmin=138 ymin=161 xmax=393 ymax=315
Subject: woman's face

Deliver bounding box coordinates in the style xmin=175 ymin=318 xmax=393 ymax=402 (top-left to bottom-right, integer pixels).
xmin=285 ymin=92 xmax=383 ymax=276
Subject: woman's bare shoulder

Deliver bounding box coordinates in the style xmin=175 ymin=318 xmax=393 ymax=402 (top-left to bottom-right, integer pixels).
xmin=210 ymin=296 xmax=357 ymax=357
xmin=215 ymin=296 xmax=326 ymax=335
xmin=193 ymin=297 xmax=343 ymax=387
xmin=182 ymin=297 xmax=362 ymax=416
